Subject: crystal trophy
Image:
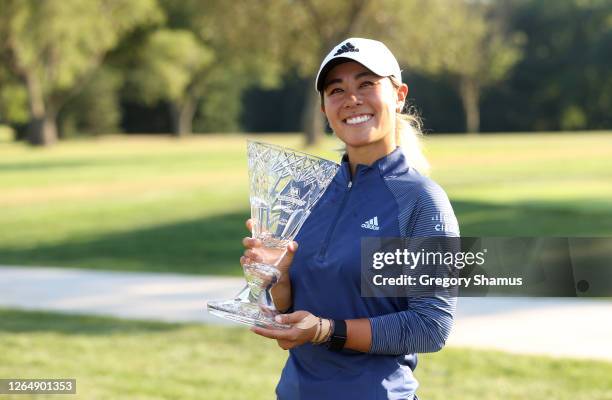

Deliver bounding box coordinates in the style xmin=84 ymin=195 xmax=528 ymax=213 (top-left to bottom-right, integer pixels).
xmin=206 ymin=141 xmax=339 ymax=329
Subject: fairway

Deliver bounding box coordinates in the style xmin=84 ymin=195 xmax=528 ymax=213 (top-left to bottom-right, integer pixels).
xmin=0 ymin=308 xmax=611 ymax=400
xmin=1 ymin=133 xmax=611 ymax=275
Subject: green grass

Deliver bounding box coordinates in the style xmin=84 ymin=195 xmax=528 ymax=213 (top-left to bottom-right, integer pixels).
xmin=0 ymin=308 xmax=611 ymax=400
xmin=1 ymin=132 xmax=611 ymax=275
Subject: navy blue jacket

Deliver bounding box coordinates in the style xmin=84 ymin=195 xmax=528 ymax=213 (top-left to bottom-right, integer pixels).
xmin=276 ymin=148 xmax=459 ymax=400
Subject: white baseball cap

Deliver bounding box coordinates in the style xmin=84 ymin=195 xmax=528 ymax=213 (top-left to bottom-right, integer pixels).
xmin=315 ymin=37 xmax=402 ymax=92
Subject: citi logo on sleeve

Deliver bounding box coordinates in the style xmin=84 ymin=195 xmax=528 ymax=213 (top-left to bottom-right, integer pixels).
xmin=431 ymin=212 xmax=459 ymax=233
xmin=361 ymin=216 xmax=380 ymax=231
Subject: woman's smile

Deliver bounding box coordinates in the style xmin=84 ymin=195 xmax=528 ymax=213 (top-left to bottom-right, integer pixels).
xmin=343 ymin=114 xmax=374 ymax=125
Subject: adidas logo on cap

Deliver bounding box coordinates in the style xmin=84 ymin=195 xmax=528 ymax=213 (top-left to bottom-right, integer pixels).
xmin=334 ymin=42 xmax=359 ymax=56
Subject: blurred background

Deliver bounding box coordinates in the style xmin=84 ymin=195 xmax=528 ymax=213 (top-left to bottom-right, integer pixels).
xmin=1 ymin=0 xmax=611 ymax=399
xmin=1 ymin=0 xmax=611 ymax=143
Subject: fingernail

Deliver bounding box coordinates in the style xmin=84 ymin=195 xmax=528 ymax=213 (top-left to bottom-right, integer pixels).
xmin=275 ymin=315 xmax=283 ymax=323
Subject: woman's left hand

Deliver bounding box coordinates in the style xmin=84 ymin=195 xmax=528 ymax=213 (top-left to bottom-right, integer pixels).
xmin=251 ymin=311 xmax=318 ymax=350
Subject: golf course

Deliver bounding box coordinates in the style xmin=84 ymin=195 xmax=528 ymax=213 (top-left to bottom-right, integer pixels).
xmin=1 ymin=132 xmax=611 ymax=274
xmin=1 ymin=132 xmax=612 ymax=399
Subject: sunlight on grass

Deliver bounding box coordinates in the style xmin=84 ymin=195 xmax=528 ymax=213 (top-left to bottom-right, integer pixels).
xmin=1 ymin=133 xmax=611 ymax=274
xmin=0 ymin=309 xmax=611 ymax=400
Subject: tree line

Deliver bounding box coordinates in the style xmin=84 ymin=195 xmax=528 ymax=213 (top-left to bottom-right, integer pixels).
xmin=0 ymin=0 xmax=610 ymax=146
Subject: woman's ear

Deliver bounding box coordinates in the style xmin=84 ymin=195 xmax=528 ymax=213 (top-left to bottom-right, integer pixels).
xmin=396 ymin=84 xmax=409 ymax=112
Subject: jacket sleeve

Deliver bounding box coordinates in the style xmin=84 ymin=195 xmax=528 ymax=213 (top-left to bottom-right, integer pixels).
xmin=368 ymin=182 xmax=459 ymax=355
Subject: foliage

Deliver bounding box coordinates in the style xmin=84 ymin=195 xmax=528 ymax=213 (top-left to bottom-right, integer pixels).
xmin=504 ymin=0 xmax=612 ymax=131
xmin=0 ymin=60 xmax=29 ymax=124
xmin=389 ymin=0 xmax=524 ymax=132
xmin=0 ymin=0 xmax=610 ymax=137
xmin=258 ymin=0 xmax=525 ymax=138
xmin=193 ymin=68 xmax=244 ymax=133
xmin=3 ymin=0 xmax=160 ymax=91
xmin=0 ymin=80 xmax=28 ymax=124
xmin=0 ymin=0 xmax=163 ymax=144
xmin=128 ymin=29 xmax=213 ymax=105
xmin=58 ymin=67 xmax=123 ymax=136
xmin=123 ymin=0 xmax=289 ymax=135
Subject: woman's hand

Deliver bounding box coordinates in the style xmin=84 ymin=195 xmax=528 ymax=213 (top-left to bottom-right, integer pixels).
xmin=251 ymin=311 xmax=318 ymax=350
xmin=241 ymin=218 xmax=297 ymax=312
xmin=240 ymin=219 xmax=298 ymax=275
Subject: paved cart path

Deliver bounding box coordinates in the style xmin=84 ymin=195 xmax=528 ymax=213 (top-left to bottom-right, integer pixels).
xmin=1 ymin=265 xmax=611 ymax=361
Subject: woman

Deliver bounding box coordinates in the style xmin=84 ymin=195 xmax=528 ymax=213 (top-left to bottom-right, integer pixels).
xmin=242 ymin=38 xmax=459 ymax=400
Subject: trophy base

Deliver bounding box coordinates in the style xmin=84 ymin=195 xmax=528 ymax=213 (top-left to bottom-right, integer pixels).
xmin=207 ymin=299 xmax=290 ymax=330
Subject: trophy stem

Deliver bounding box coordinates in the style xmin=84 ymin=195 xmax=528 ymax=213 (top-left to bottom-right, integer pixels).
xmin=243 ymin=262 xmax=281 ymax=313
xmin=206 ymin=262 xmax=289 ymax=329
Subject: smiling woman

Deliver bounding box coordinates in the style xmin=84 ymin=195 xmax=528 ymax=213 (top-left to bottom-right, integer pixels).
xmin=243 ymin=38 xmax=460 ymax=400
xmin=317 ymin=42 xmax=430 ymax=177
xmin=321 ymin=61 xmax=404 ymax=168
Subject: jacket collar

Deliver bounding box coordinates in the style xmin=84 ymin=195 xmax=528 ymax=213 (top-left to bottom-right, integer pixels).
xmin=336 ymin=147 xmax=410 ymax=184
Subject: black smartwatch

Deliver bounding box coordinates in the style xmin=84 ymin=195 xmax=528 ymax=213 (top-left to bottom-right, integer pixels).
xmin=327 ymin=319 xmax=347 ymax=351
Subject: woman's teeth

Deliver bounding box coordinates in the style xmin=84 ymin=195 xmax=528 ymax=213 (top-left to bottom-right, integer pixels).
xmin=345 ymin=115 xmax=372 ymax=125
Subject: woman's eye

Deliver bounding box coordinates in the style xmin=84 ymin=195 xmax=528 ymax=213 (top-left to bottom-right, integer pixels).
xmin=360 ymin=81 xmax=374 ymax=87
xmin=329 ymin=88 xmax=343 ymax=95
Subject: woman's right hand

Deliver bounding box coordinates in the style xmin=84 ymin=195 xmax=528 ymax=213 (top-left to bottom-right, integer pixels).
xmin=240 ymin=219 xmax=298 ymax=275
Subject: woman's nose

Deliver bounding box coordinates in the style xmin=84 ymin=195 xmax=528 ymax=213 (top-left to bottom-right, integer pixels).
xmin=344 ymin=92 xmax=363 ymax=107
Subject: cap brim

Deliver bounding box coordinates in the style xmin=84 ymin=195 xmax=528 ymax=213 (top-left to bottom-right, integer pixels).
xmin=316 ymin=57 xmax=363 ymax=92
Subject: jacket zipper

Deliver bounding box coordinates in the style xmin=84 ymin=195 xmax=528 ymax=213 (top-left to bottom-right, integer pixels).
xmin=317 ymin=179 xmax=353 ymax=260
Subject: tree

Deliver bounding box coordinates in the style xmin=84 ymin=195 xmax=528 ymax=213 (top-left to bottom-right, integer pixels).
xmin=437 ymin=1 xmax=524 ymax=133
xmin=0 ymin=0 xmax=162 ymax=145
xmin=370 ymin=0 xmax=524 ymax=132
xmin=503 ymin=0 xmax=612 ymax=131
xmin=121 ymin=0 xmax=287 ymax=136
xmin=282 ymin=0 xmax=373 ymax=145
xmin=127 ymin=29 xmax=213 ymax=136
xmin=0 ymin=67 xmax=29 ymax=128
xmin=274 ymin=0 xmax=523 ymax=139
xmin=58 ymin=66 xmax=123 ymax=137
xmin=271 ymin=0 xmax=478 ymax=142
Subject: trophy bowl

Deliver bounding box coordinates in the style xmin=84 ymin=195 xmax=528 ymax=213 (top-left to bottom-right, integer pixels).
xmin=207 ymin=141 xmax=339 ymax=329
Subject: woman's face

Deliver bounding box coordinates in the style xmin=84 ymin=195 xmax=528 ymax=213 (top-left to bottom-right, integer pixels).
xmin=321 ymin=61 xmax=407 ymax=151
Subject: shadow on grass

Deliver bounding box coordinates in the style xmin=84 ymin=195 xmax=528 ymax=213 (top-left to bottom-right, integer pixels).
xmin=0 ymin=200 xmax=611 ymax=275
xmin=0 ymin=210 xmax=250 ymax=275
xmin=0 ymin=160 xmax=102 ymax=172
xmin=0 ymin=308 xmax=181 ymax=335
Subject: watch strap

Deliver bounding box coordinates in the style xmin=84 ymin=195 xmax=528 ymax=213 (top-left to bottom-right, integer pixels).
xmin=328 ymin=319 xmax=347 ymax=351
